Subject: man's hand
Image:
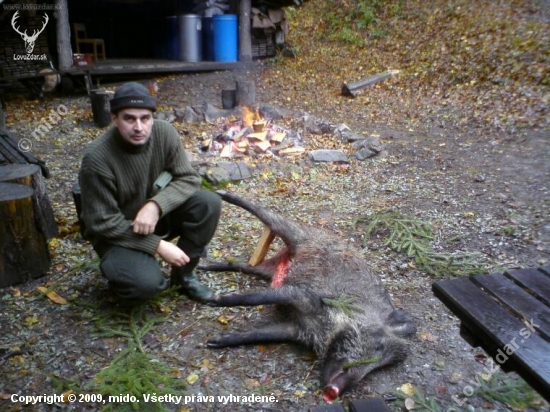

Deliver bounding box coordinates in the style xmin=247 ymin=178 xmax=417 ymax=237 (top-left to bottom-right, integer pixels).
xmin=157 ymin=240 xmax=190 ymax=267
xmin=132 ymin=201 xmax=161 ymax=235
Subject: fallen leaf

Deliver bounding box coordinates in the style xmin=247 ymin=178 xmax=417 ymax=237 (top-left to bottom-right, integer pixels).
xmin=419 ymin=331 xmax=437 ymax=342
xmin=23 ymin=316 xmax=40 ymax=327
xmin=217 ymin=314 xmax=229 ymax=325
xmin=405 ymin=398 xmax=416 ymax=410
xmin=293 ymin=390 xmax=306 ymax=398
xmin=38 ymin=286 xmax=68 ymax=305
xmin=244 ymin=378 xmax=260 ymax=390
xmin=61 ymin=390 xmax=73 ymax=402
xmin=186 ymin=372 xmax=199 ymax=385
xmin=401 ymin=383 xmax=415 ymax=396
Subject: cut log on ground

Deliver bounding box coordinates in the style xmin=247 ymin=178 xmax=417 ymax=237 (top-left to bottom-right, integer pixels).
xmin=0 ymin=164 xmax=58 ymax=239
xmin=341 ymin=70 xmax=400 ymax=97
xmin=0 ymin=182 xmax=51 ymax=288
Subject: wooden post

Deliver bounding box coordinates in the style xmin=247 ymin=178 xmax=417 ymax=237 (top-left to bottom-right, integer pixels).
xmin=248 ymin=226 xmax=275 ymax=266
xmin=236 ymin=80 xmax=256 ymax=108
xmin=239 ymin=0 xmax=253 ymax=62
xmin=55 ymin=0 xmax=73 ymax=71
xmin=0 ymin=99 xmax=6 ymax=132
xmin=0 ymin=183 xmax=51 ymax=288
xmin=0 ymin=164 xmax=58 ymax=239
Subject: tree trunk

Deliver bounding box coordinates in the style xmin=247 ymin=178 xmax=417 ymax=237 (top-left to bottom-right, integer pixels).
xmin=0 ymin=182 xmax=51 ymax=288
xmin=0 ymin=164 xmax=58 ymax=239
xmin=235 ymin=80 xmax=256 ymax=108
xmin=239 ymin=0 xmax=252 ymax=62
xmin=55 ymin=0 xmax=73 ymax=71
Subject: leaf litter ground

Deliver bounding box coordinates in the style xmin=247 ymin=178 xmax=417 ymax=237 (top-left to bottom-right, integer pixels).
xmin=1 ymin=0 xmax=550 ymax=411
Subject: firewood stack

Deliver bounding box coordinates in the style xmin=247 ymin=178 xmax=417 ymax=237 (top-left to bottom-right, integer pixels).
xmin=201 ymin=109 xmax=305 ymax=158
xmin=193 ymin=0 xmax=230 ymax=17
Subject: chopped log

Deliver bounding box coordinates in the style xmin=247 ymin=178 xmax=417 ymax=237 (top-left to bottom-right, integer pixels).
xmin=269 ymin=131 xmax=286 ymax=143
xmin=0 ymin=182 xmax=51 ymax=288
xmin=0 ymin=164 xmax=58 ymax=238
xmin=236 ymin=80 xmax=256 ymax=108
xmin=279 ymin=146 xmax=306 ymax=156
xmin=248 ymin=226 xmax=275 ymax=266
xmin=247 ymin=131 xmax=268 ymax=141
xmin=341 ymin=70 xmax=400 ymax=97
xmin=220 ymin=143 xmax=233 ymax=158
xmin=253 ymin=140 xmax=271 ymax=153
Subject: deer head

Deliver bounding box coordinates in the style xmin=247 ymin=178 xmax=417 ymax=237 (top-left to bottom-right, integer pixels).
xmin=12 ymin=11 xmax=49 ymax=54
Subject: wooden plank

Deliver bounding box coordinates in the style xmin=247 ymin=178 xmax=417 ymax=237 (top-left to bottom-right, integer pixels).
xmin=472 ymin=273 xmax=550 ymax=341
xmin=0 ymin=137 xmax=27 ymax=164
xmin=540 ymin=265 xmax=550 ymax=277
xmin=2 ymin=133 xmax=50 ymax=178
xmin=505 ymin=268 xmax=550 ymax=305
xmin=432 ymin=277 xmax=550 ymax=402
xmin=248 ymin=226 xmax=275 ymax=266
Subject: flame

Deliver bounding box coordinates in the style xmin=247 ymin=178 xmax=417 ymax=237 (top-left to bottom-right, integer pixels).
xmin=242 ymin=106 xmax=262 ymax=127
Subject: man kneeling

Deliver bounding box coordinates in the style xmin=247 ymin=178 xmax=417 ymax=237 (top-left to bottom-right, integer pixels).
xmin=79 ymin=82 xmax=221 ymax=302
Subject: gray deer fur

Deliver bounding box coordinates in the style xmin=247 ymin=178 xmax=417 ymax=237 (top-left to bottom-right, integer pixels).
xmin=201 ymin=191 xmax=416 ymax=402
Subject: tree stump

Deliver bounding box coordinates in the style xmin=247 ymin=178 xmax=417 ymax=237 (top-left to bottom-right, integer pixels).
xmin=0 ymin=182 xmax=51 ymax=288
xmin=236 ymin=80 xmax=256 ymax=109
xmin=0 ymin=164 xmax=58 ymax=239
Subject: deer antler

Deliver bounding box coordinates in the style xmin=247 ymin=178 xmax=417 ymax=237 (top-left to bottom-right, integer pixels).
xmin=11 ymin=11 xmax=28 ymax=38
xmin=11 ymin=11 xmax=49 ymax=41
xmin=30 ymin=13 xmax=49 ymax=41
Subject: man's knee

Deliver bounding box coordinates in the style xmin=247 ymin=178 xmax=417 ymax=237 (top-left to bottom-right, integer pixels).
xmin=195 ymin=190 xmax=221 ymax=217
xmin=99 ymin=246 xmax=166 ymax=301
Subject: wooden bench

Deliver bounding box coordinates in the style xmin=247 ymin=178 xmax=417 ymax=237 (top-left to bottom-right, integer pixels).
xmin=432 ymin=266 xmax=550 ymax=402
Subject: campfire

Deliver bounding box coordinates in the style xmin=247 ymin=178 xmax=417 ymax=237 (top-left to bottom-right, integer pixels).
xmin=200 ymin=106 xmax=305 ymax=158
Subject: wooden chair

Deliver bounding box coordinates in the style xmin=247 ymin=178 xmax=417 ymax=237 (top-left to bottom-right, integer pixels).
xmin=73 ymin=23 xmax=105 ymax=61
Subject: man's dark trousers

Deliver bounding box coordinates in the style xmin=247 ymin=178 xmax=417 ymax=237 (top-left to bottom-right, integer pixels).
xmin=96 ymin=190 xmax=221 ymax=300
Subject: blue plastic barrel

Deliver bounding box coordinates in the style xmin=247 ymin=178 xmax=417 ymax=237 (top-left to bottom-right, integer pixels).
xmin=202 ymin=17 xmax=215 ymax=61
xmin=178 ymin=14 xmax=202 ymax=62
xmin=213 ymin=14 xmax=238 ymax=62
xmin=164 ymin=16 xmax=179 ymax=60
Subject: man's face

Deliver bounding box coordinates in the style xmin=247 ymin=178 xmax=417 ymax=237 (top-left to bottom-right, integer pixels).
xmin=111 ymin=108 xmax=154 ymax=146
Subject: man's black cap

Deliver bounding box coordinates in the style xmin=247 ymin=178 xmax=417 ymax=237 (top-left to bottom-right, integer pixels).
xmin=110 ymin=82 xmax=157 ymax=113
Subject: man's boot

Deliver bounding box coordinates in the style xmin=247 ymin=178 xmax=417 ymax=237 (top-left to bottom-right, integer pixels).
xmin=170 ymin=257 xmax=213 ymax=302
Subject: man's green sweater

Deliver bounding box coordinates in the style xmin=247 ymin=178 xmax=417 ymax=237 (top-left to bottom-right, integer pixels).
xmin=78 ymin=120 xmax=202 ymax=256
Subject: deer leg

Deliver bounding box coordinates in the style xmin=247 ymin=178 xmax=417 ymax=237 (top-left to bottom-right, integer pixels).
xmin=198 ymin=261 xmax=273 ymax=280
xmin=207 ymin=322 xmax=299 ymax=348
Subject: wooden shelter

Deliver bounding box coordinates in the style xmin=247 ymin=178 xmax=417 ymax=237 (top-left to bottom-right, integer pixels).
xmin=0 ymin=0 xmax=304 ymax=95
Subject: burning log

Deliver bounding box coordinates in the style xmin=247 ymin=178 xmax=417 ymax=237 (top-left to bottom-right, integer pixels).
xmin=203 ymin=106 xmax=304 ymax=158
